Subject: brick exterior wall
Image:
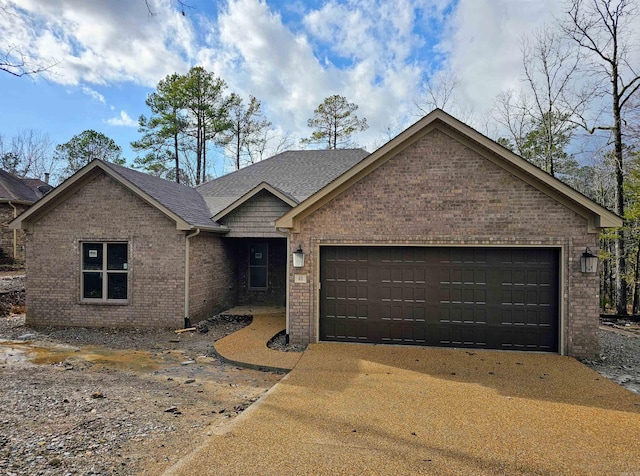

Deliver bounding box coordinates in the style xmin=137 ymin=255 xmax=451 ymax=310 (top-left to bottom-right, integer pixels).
xmin=219 ymin=190 xmax=292 ymax=238
xmin=188 ymin=232 xmax=235 ymax=322
xmin=232 ymin=237 xmax=286 ymax=306
xmin=0 ymin=203 xmax=29 ymax=264
xmin=287 ymin=127 xmax=600 ymax=358
xmin=26 ymin=171 xmax=186 ymax=328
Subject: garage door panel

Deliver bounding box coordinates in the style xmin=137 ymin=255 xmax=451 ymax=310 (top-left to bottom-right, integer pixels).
xmin=320 ymin=247 xmax=559 ymax=352
xmin=439 ymin=324 xmax=488 ymax=348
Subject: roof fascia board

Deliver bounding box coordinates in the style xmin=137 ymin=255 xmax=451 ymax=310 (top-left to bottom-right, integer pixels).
xmin=98 ymin=165 xmax=196 ymax=230
xmin=436 ymin=124 xmax=621 ymax=231
xmin=434 ymin=118 xmax=621 ymax=228
xmin=11 ymin=163 xmax=105 ymax=230
xmin=11 ymin=161 xmax=193 ymax=231
xmin=275 ymin=121 xmax=434 ymax=231
xmin=212 ymin=182 xmax=298 ymax=222
xmin=1 ymin=199 xmax=34 ymax=206
xmin=276 ymin=109 xmax=621 ymax=231
xmin=194 ymin=224 xmax=230 ymax=234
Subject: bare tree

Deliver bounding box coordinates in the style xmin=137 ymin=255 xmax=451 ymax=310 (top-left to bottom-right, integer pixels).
xmin=415 ymin=69 xmax=475 ymax=123
xmin=564 ymin=0 xmax=640 ymax=315
xmin=144 ymin=0 xmax=193 ymax=16
xmin=245 ymin=128 xmax=296 ymax=165
xmin=492 ymin=89 xmax=534 ymax=155
xmin=224 ymin=95 xmax=272 ymax=170
xmin=520 ymin=26 xmax=587 ymax=176
xmin=0 ymin=7 xmax=57 ymax=78
xmin=492 ymin=25 xmax=589 ymax=178
xmin=0 ymin=129 xmax=59 ymax=181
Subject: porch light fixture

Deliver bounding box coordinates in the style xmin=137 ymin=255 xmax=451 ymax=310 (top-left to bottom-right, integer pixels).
xmin=580 ymin=247 xmax=598 ymax=274
xmin=292 ymin=245 xmax=305 ymax=268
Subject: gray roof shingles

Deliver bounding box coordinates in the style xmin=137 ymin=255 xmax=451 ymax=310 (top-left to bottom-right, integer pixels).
xmin=97 ymin=149 xmax=368 ymax=229
xmin=0 ymin=169 xmax=49 ymax=203
xmin=196 ymin=149 xmax=370 ymax=216
xmin=99 ymin=160 xmax=221 ymax=229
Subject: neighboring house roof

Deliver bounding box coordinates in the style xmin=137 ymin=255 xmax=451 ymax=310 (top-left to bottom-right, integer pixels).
xmin=276 ymin=109 xmax=622 ymax=232
xmin=12 ymin=160 xmax=224 ymax=232
xmin=0 ymin=169 xmax=51 ymax=204
xmin=197 ymin=149 xmax=370 ymax=218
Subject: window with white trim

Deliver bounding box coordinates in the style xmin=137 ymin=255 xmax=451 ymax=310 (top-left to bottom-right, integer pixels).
xmin=81 ymin=242 xmax=128 ymax=301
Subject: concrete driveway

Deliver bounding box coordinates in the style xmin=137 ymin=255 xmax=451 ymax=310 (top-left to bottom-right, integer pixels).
xmin=165 ymin=344 xmax=640 ymax=475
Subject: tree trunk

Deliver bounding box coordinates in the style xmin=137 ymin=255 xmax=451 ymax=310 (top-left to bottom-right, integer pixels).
xmin=173 ymin=132 xmax=180 ymax=184
xmin=236 ymin=120 xmax=241 ymax=170
xmin=195 ymin=113 xmax=202 ymax=186
xmin=612 ymin=63 xmax=627 ymax=315
xmin=202 ymin=121 xmax=207 ymax=184
xmin=633 ymin=244 xmax=640 ymax=314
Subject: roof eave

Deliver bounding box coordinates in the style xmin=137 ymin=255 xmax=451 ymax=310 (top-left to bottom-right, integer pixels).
xmin=10 ymin=160 xmax=217 ymax=232
xmin=1 ymin=199 xmax=35 ymax=206
xmin=275 ymin=109 xmax=622 ymax=232
xmin=212 ymin=182 xmax=298 ymax=222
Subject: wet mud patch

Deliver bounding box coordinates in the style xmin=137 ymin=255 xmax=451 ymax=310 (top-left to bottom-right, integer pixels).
xmin=0 ymin=315 xmax=283 ymax=475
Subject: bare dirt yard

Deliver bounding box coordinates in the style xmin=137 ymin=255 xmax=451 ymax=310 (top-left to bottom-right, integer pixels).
xmin=1 ymin=291 xmax=638 ymax=475
xmin=0 ymin=314 xmax=284 ymax=476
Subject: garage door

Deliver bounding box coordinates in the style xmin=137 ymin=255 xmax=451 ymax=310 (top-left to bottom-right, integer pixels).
xmin=320 ymin=247 xmax=559 ymax=352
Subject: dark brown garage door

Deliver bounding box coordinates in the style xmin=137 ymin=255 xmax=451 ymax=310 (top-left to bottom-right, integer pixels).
xmin=320 ymin=247 xmax=559 ymax=352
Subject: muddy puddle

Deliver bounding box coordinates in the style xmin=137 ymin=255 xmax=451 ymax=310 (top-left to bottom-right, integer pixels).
xmin=0 ymin=339 xmax=207 ymax=373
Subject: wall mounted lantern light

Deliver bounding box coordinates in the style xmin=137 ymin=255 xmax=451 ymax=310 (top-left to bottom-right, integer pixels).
xmin=580 ymin=247 xmax=598 ymax=274
xmin=292 ymin=245 xmax=305 ymax=268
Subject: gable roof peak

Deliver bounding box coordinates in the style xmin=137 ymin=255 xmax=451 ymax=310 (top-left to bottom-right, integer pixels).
xmin=196 ymin=148 xmax=370 ymax=218
xmin=275 ymin=108 xmax=621 ymax=231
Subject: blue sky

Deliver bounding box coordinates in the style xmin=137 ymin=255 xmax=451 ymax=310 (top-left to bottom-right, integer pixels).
xmin=0 ymin=0 xmax=611 ymax=180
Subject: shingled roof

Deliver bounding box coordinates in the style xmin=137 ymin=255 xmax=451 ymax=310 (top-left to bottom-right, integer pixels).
xmin=196 ymin=149 xmax=370 ymax=217
xmin=0 ymin=169 xmax=51 ymax=204
xmin=99 ymin=160 xmax=220 ymax=229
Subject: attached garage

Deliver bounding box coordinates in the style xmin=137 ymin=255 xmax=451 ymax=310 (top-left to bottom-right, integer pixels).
xmin=320 ymin=246 xmax=559 ymax=352
xmin=276 ymin=109 xmax=622 ymax=358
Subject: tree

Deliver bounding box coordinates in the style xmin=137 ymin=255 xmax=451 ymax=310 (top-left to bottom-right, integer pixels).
xmin=133 ymin=67 xmax=236 ymax=184
xmin=246 ymin=128 xmax=296 ymax=165
xmin=303 ymin=95 xmax=368 ymax=149
xmin=181 ymin=67 xmax=235 ymax=184
xmin=520 ymin=26 xmax=586 ymax=177
xmin=564 ymin=0 xmax=640 ymax=315
xmin=415 ymin=69 xmax=475 ymax=123
xmin=623 ymin=157 xmax=640 ymax=313
xmin=225 ymin=95 xmax=272 ymax=170
xmin=0 ymin=129 xmax=57 ymax=180
xmin=519 ymin=111 xmax=578 ymax=177
xmin=493 ymin=26 xmax=583 ymax=178
xmin=131 ymin=73 xmax=189 ymax=183
xmin=55 ymin=130 xmax=123 ymax=179
xmin=0 ymin=6 xmax=57 ymax=78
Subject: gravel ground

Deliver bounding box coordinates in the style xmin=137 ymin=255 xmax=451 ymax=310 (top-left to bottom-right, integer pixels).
xmin=1 ymin=308 xmax=637 ymax=476
xmin=0 ymin=314 xmax=284 ymax=476
xmin=582 ymin=322 xmax=640 ymax=394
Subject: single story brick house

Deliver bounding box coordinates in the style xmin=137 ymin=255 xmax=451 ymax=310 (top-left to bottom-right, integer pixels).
xmin=12 ymin=110 xmax=621 ymax=358
xmin=0 ymin=169 xmax=52 ymax=264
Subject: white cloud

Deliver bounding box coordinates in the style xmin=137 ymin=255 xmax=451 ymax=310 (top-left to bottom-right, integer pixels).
xmin=437 ymin=0 xmax=566 ymax=122
xmin=2 ymin=0 xmax=194 ymax=86
xmin=106 ymin=110 xmax=137 ymax=127
xmin=6 ymin=0 xmax=630 ymax=159
xmin=196 ymin=0 xmax=450 ymax=151
xmin=82 ymin=86 xmax=105 ymax=104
